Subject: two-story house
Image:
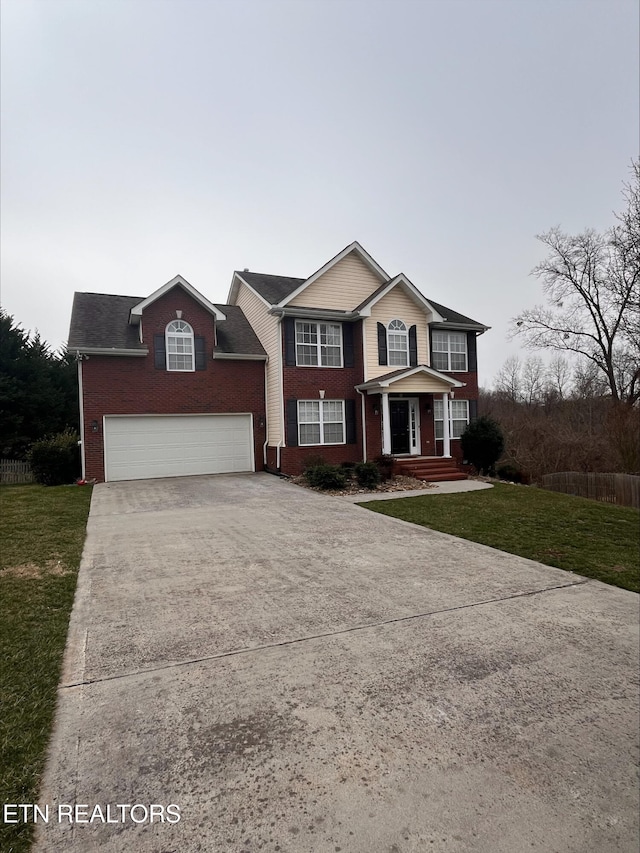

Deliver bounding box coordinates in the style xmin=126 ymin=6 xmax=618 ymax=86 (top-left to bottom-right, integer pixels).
xmin=228 ymin=241 xmax=488 ymax=478
xmin=68 ymin=242 xmax=487 ymax=482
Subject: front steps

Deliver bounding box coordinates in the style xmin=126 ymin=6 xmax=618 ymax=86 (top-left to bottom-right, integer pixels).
xmin=393 ymin=455 xmax=467 ymax=482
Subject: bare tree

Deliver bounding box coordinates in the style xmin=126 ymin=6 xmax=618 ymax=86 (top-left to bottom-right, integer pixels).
xmin=513 ymin=160 xmax=640 ymax=405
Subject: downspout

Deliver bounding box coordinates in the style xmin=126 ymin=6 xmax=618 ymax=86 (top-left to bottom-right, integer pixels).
xmin=356 ymin=388 xmax=367 ymax=462
xmin=262 ymin=358 xmax=268 ymax=467
xmin=77 ymin=354 xmax=86 ymax=480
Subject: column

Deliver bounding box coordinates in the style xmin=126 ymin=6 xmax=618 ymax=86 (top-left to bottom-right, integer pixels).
xmin=381 ymin=392 xmax=391 ymax=455
xmin=442 ymin=392 xmax=451 ymax=457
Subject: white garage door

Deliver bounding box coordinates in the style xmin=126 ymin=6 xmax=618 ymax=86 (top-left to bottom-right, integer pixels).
xmin=104 ymin=414 xmax=254 ymax=482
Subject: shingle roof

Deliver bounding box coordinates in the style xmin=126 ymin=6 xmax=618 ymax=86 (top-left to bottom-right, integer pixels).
xmin=67 ymin=292 xmax=266 ymax=357
xmin=213 ymin=304 xmax=266 ymax=356
xmin=236 ymin=271 xmax=305 ymax=305
xmin=426 ymin=298 xmax=486 ymax=329
xmin=68 ymin=293 xmax=145 ymax=351
xmin=238 ymin=269 xmax=486 ymax=329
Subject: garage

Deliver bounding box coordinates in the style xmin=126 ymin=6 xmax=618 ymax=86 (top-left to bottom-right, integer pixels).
xmin=103 ymin=414 xmax=254 ymax=482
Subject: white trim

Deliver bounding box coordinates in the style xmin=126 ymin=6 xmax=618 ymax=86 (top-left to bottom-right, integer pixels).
xmin=102 ymin=413 xmax=255 ymax=483
xmin=357 ymin=274 xmax=445 ymax=321
xmin=362 ymin=318 xmax=368 ymax=382
xmin=297 ymin=399 xmax=346 ymax=447
xmin=130 ymin=275 xmax=226 ymax=321
xmin=227 ymin=272 xmax=273 ymax=308
xmin=356 ymin=388 xmax=367 ymax=462
xmin=381 ymin=392 xmax=391 ymax=455
xmin=277 ymin=316 xmax=285 ymax=448
xmin=78 ymin=360 xmax=85 ymax=480
xmin=431 ymin=330 xmax=468 ymax=372
xmin=277 ymin=241 xmax=389 ymax=307
xmin=165 ymin=319 xmax=195 ymax=372
xmin=385 ymin=396 xmax=421 ymax=456
xmin=434 ymin=398 xmax=470 ymax=450
xmin=441 ymin=393 xmax=451 ymax=457
xmin=294 ymin=319 xmax=343 ymax=368
xmin=387 ymin=318 xmax=409 ymax=368
xmin=357 ymin=364 xmax=465 ymax=391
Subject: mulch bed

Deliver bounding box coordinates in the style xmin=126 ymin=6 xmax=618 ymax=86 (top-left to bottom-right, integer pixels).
xmin=289 ymin=474 xmax=437 ymax=497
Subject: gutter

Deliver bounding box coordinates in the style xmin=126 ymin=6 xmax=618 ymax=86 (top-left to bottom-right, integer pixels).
xmin=269 ymin=307 xmax=361 ymax=322
xmin=73 ymin=347 xmax=149 ymax=357
xmin=212 ymin=352 xmax=268 ymax=361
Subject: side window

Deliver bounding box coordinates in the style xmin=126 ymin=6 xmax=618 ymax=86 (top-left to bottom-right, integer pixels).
xmin=166 ymin=320 xmax=194 ymax=371
xmin=432 ymin=331 xmax=467 ymax=371
xmin=434 ymin=399 xmax=469 ymax=438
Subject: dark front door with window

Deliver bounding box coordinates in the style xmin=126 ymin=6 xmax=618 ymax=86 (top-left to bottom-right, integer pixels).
xmin=390 ymin=400 xmax=410 ymax=454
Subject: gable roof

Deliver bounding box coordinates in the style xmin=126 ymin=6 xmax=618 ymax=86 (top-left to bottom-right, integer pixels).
xmin=276 ymin=241 xmax=389 ymax=307
xmin=356 ymin=364 xmax=466 ymax=391
xmin=354 ymin=273 xmax=446 ymax=321
xmin=130 ymin=275 xmax=226 ymax=322
xmin=68 ymin=292 xmax=266 ymax=357
xmin=229 ymin=243 xmax=488 ymax=331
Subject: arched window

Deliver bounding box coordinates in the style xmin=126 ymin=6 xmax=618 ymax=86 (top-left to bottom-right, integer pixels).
xmin=387 ymin=319 xmax=408 ymax=367
xmin=166 ymin=320 xmax=194 ymax=371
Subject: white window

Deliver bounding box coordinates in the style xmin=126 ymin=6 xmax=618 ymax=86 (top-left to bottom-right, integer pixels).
xmin=387 ymin=319 xmax=408 ymax=367
xmin=434 ymin=399 xmax=469 ymax=439
xmin=295 ymin=321 xmax=342 ymax=367
xmin=298 ymin=400 xmax=345 ymax=445
xmin=432 ymin=331 xmax=467 ymax=372
xmin=166 ymin=320 xmax=194 ymax=371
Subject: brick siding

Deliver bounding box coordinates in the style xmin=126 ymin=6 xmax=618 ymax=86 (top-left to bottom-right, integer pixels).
xmin=81 ymin=288 xmax=265 ymax=481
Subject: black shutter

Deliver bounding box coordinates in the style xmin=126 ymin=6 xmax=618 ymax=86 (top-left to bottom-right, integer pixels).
xmin=154 ymin=334 xmax=166 ymax=369
xmin=377 ymin=322 xmax=388 ymax=366
xmin=194 ymin=336 xmax=206 ymax=370
xmin=467 ymin=332 xmax=477 ymax=372
xmin=409 ymin=325 xmax=418 ymax=367
xmin=469 ymin=399 xmax=478 ymax=422
xmin=345 ymin=399 xmax=356 ymax=444
xmin=284 ymin=318 xmax=296 ymax=366
xmin=286 ymin=399 xmax=298 ymax=446
xmin=343 ymin=323 xmax=354 ymax=368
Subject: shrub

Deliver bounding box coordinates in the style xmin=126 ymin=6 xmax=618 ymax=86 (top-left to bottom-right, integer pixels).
xmin=28 ymin=430 xmax=81 ymax=486
xmin=303 ymin=463 xmax=347 ymax=490
xmin=461 ymin=416 xmax=505 ymax=475
xmin=374 ymin=454 xmax=394 ymax=481
xmin=354 ymin=461 xmax=381 ymax=489
xmin=496 ymin=464 xmax=525 ymax=483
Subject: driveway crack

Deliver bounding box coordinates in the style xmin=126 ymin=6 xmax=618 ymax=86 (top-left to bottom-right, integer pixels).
xmin=60 ymin=579 xmax=589 ymax=690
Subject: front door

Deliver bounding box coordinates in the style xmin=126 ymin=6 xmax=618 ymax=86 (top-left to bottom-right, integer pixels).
xmin=390 ymin=400 xmax=410 ymax=454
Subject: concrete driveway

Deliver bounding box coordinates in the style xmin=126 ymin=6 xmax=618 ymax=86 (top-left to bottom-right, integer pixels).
xmin=36 ymin=473 xmax=639 ymax=852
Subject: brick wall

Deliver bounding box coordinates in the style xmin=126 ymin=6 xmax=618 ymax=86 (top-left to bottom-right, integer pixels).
xmin=280 ymin=320 xmax=364 ymax=475
xmin=81 ymin=288 xmax=265 ymax=481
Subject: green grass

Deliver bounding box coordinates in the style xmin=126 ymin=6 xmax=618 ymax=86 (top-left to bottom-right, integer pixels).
xmin=0 ymin=484 xmax=92 ymax=853
xmin=361 ymin=483 xmax=639 ymax=593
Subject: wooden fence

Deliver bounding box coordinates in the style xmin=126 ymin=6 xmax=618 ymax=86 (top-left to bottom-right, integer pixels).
xmin=0 ymin=459 xmax=35 ymax=485
xmin=540 ymin=472 xmax=640 ymax=509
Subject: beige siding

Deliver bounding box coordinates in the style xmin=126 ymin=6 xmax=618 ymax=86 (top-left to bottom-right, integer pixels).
xmin=385 ymin=375 xmax=451 ymax=394
xmin=288 ymin=253 xmax=382 ymax=310
xmin=234 ymin=284 xmax=283 ymax=444
xmin=365 ymin=287 xmax=430 ymax=380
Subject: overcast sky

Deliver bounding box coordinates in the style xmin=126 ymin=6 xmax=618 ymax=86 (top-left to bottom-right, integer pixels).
xmin=1 ymin=0 xmax=637 ymax=385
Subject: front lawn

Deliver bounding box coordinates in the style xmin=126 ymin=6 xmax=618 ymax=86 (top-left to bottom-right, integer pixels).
xmin=0 ymin=484 xmax=92 ymax=853
xmin=360 ymin=483 xmax=639 ymax=593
